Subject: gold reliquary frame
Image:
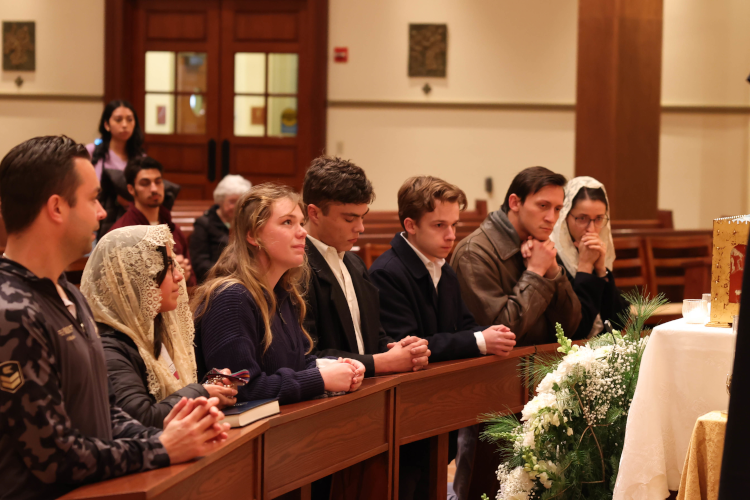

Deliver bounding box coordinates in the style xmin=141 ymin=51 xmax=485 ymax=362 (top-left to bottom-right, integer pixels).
xmin=707 ymin=215 xmax=750 ymax=327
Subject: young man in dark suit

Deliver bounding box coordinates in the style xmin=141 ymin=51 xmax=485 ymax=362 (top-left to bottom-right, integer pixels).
xmin=302 ymin=156 xmax=431 ymax=377
xmin=369 ymin=176 xmax=517 ymax=500
xmin=302 ymin=157 xmax=432 ymax=500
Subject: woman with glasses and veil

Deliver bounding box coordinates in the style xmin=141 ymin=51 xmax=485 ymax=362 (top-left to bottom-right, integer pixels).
xmin=551 ymin=177 xmax=629 ymax=339
xmin=81 ymin=225 xmax=238 ymax=428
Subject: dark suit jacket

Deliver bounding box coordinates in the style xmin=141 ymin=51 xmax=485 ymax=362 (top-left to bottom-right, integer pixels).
xmin=369 ymin=234 xmax=483 ymax=363
xmin=304 ymin=238 xmax=394 ymax=377
xmin=189 ymin=205 xmax=229 ymax=283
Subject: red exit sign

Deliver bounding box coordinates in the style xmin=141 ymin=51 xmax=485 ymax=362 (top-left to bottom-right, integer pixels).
xmin=334 ymin=47 xmax=348 ymax=63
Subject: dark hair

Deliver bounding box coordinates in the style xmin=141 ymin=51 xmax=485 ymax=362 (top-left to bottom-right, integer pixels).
xmin=153 ymin=246 xmax=171 ymax=358
xmin=0 ymin=135 xmax=88 ymax=234
xmin=91 ymin=100 xmax=144 ymax=167
xmin=302 ymin=156 xmax=375 ymax=214
xmin=124 ymin=156 xmax=163 ymax=186
xmin=397 ymin=176 xmax=467 ymax=229
xmin=571 ymin=186 xmax=608 ymax=210
xmin=502 ymin=166 xmax=567 ymax=211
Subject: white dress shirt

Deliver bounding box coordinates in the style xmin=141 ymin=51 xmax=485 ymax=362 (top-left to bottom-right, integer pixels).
xmin=400 ymin=233 xmax=487 ymax=355
xmin=307 ymin=235 xmax=365 ymax=355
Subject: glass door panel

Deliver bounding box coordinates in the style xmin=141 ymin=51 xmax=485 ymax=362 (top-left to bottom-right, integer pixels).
xmin=232 ymin=51 xmax=298 ymax=138
xmin=144 ymin=50 xmax=207 ymax=135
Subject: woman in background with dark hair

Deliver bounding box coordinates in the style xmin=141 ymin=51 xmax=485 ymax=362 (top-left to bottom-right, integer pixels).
xmin=86 ymin=100 xmax=145 ymax=180
xmin=550 ymin=176 xmax=628 ymax=339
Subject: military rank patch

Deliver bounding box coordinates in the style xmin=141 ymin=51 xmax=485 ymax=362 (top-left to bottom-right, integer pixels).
xmin=0 ymin=361 xmax=24 ymax=393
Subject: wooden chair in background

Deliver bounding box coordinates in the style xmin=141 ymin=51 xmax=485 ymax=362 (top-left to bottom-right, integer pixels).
xmin=645 ymin=235 xmax=713 ymax=302
xmin=612 ymin=236 xmax=650 ymax=292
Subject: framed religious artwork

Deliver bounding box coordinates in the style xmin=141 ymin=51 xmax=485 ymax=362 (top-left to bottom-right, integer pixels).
xmin=707 ymin=215 xmax=750 ymax=327
xmin=408 ymin=24 xmax=447 ymax=77
xmin=3 ymin=21 xmax=35 ymax=71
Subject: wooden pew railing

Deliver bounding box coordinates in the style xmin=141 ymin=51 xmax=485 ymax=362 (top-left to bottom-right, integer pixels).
xmin=62 ymin=346 xmax=548 ymax=500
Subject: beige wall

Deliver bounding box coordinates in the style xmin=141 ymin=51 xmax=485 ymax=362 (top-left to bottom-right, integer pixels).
xmin=657 ymin=0 xmax=750 ymax=229
xmin=328 ymin=0 xmax=750 ymax=229
xmin=328 ymin=0 xmax=579 ymax=212
xmin=0 ymin=0 xmax=104 ymax=156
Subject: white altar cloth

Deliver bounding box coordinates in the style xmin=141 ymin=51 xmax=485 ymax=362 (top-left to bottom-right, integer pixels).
xmin=613 ymin=318 xmax=735 ymax=500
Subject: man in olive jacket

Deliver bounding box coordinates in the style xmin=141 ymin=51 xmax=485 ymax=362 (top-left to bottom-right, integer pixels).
xmin=452 ymin=167 xmax=582 ymax=345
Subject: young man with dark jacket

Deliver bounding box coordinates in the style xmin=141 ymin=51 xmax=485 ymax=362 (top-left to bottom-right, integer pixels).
xmin=451 ymin=166 xmax=582 ymax=345
xmin=0 ymin=136 xmax=229 ymax=500
xmin=108 ymin=156 xmax=197 ymax=286
xmin=302 ymin=156 xmax=430 ymax=378
xmin=190 ymin=174 xmax=251 ymax=282
xmin=368 ymin=176 xmax=517 ymax=500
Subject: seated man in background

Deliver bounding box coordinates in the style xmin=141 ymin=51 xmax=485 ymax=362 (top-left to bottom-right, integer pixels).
xmin=368 ymin=176 xmax=516 ymax=500
xmin=452 ymin=166 xmax=582 ymax=345
xmin=190 ymin=174 xmax=252 ymax=283
xmin=0 ymin=136 xmax=229 ymax=500
xmin=303 ymin=156 xmax=430 ymax=377
xmin=109 ymin=156 xmax=196 ymax=286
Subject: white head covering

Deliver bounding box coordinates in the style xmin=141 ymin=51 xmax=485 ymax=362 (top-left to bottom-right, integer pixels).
xmin=551 ymin=176 xmax=616 ymax=278
xmin=81 ymin=225 xmax=197 ymax=400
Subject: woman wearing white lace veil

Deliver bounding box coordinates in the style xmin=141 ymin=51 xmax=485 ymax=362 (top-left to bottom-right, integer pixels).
xmin=550 ymin=176 xmax=629 ymax=338
xmin=81 ymin=224 xmax=237 ymax=428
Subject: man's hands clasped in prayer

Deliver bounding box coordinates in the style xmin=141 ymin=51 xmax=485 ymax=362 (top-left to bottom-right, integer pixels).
xmin=521 ymin=237 xmax=560 ymax=278
xmin=481 ymin=325 xmax=516 ymax=356
xmin=384 ymin=336 xmax=431 ymax=372
xmin=160 ymin=396 xmax=230 ymax=464
xmin=319 ymin=357 xmax=366 ymax=392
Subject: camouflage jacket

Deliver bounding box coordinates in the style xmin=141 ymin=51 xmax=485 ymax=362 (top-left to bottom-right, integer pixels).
xmin=0 ymin=258 xmax=170 ymax=500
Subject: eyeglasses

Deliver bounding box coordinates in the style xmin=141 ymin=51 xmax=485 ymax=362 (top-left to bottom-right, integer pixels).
xmin=568 ymin=214 xmax=609 ymax=228
xmin=166 ymin=257 xmax=180 ymax=278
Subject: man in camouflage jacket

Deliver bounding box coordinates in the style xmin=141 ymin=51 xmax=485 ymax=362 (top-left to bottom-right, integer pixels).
xmin=0 ymin=136 xmax=228 ymax=499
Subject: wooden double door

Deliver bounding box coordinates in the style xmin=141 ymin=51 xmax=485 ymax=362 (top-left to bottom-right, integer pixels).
xmin=107 ymin=0 xmax=328 ymax=199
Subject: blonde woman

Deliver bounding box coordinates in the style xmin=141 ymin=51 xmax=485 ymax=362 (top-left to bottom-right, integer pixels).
xmin=192 ymin=183 xmax=364 ymax=405
xmin=82 ymin=225 xmax=237 ymax=428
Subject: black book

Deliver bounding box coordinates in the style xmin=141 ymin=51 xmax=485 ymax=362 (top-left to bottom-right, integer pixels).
xmin=222 ymin=398 xmax=280 ymax=428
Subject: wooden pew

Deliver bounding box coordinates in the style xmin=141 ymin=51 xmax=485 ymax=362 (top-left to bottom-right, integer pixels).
xmin=61 ymin=351 xmax=537 ymax=500
xmin=391 ymin=349 xmax=534 ymax=500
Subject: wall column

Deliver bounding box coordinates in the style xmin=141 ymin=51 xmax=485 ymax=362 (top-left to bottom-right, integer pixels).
xmin=574 ymin=0 xmax=664 ymax=220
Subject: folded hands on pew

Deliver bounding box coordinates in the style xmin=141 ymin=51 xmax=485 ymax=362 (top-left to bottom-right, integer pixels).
xmin=383 ymin=335 xmax=431 ymax=372
xmin=159 ymin=396 xmax=231 ymax=464
xmin=482 ymin=325 xmax=516 ymax=356
xmin=320 ymin=357 xmax=365 ymax=392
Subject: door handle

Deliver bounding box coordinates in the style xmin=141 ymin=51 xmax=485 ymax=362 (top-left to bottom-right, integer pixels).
xmin=207 ymin=139 xmax=216 ymax=182
xmin=221 ymin=140 xmax=230 ymax=178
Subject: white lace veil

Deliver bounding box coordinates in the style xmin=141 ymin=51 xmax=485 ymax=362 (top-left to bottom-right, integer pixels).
xmin=81 ymin=225 xmax=198 ymax=400
xmin=550 ymin=176 xmax=616 ymax=278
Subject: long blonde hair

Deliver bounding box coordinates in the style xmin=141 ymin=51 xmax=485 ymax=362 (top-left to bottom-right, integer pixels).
xmin=191 ymin=183 xmax=312 ymax=353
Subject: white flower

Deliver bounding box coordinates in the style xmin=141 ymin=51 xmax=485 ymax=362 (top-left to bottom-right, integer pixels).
xmin=550 ymin=413 xmax=560 ymax=427
xmin=539 ymin=472 xmax=552 ymax=488
xmin=522 ymin=392 xmax=558 ymax=421
xmin=567 ymin=427 xmax=574 ymax=436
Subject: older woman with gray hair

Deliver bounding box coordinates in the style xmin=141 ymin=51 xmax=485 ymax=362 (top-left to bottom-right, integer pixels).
xmin=190 ymin=174 xmax=252 ymax=282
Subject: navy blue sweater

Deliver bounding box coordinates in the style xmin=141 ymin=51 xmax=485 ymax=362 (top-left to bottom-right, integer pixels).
xmin=194 ymin=282 xmax=325 ymax=405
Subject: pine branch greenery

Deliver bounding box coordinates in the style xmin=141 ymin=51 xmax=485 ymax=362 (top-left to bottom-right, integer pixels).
xmin=481 ymin=291 xmax=666 ymax=500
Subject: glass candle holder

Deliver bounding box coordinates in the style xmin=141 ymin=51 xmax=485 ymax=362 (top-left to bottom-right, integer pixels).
xmin=702 ymin=293 xmax=711 ymax=317
xmin=683 ymin=299 xmax=706 ymax=324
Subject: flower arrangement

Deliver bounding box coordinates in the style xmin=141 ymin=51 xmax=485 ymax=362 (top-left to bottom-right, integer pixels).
xmin=480 ymin=291 xmax=666 ymax=500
